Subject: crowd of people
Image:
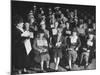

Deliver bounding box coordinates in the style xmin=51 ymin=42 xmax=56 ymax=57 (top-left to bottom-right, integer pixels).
xmin=12 ymin=5 xmax=96 ymax=74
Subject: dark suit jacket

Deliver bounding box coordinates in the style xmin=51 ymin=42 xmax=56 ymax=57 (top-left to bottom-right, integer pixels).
xmin=12 ymin=27 xmax=27 ymax=69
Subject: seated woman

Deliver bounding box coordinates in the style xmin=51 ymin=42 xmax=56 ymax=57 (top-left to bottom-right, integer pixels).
xmin=80 ymin=47 xmax=90 ymax=68
xmin=33 ymin=31 xmax=50 ymax=71
xmin=80 ymin=32 xmax=95 ymax=68
xmin=66 ymin=30 xmax=81 ymax=70
xmin=53 ymin=28 xmax=65 ymax=71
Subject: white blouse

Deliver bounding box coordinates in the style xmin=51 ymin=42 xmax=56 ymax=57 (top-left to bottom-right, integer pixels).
xmin=70 ymin=36 xmax=78 ymax=44
xmin=52 ymin=28 xmax=58 ymax=35
xmin=87 ymin=40 xmax=93 ymax=46
xmin=37 ymin=39 xmax=48 ymax=47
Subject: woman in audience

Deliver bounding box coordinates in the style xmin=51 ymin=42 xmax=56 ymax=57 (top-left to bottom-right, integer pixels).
xmin=33 ymin=31 xmax=50 ymax=71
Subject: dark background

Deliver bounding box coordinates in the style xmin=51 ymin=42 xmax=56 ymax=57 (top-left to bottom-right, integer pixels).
xmin=11 ymin=0 xmax=96 ymax=21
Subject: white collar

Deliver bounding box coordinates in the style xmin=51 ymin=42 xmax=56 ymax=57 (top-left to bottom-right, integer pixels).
xmin=16 ymin=26 xmax=24 ymax=32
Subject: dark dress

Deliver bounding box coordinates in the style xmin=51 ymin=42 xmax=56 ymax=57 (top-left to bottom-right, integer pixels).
xmin=53 ymin=35 xmax=65 ymax=58
xmin=67 ymin=36 xmax=81 ymax=63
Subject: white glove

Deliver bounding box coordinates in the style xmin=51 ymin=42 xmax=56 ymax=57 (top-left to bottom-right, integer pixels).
xmin=21 ymin=31 xmax=30 ymax=37
xmin=76 ymin=47 xmax=79 ymax=51
xmin=87 ymin=50 xmax=90 ymax=52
